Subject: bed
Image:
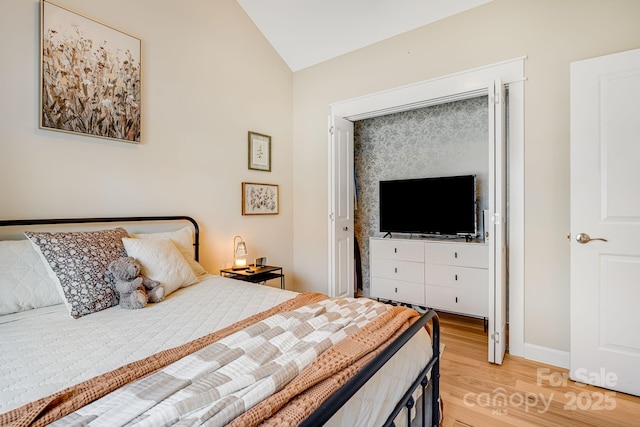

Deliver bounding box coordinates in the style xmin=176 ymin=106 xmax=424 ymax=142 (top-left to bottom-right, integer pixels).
xmin=0 ymin=216 xmax=440 ymax=426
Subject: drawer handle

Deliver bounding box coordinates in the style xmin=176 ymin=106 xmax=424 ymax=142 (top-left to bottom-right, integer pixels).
xmin=455 ymin=297 xmax=458 ymax=303
xmin=395 ymin=287 xmax=398 ymax=293
xmin=395 ymin=267 xmax=398 ymax=274
xmin=454 ymin=252 xmax=458 ymax=258
xmin=394 ymin=248 xmax=397 ymax=253
xmin=455 ymin=274 xmax=458 ymax=281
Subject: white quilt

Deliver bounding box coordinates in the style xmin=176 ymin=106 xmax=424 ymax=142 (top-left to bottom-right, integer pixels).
xmin=0 ymin=275 xmax=296 ymax=413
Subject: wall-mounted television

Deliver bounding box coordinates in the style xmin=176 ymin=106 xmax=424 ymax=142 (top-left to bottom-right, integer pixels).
xmin=379 ymin=175 xmax=477 ymax=236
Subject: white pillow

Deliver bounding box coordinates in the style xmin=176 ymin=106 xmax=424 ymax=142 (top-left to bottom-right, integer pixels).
xmin=122 ymin=238 xmax=198 ymax=296
xmin=131 ymin=227 xmax=206 ymax=276
xmin=0 ymin=240 xmax=62 ymax=315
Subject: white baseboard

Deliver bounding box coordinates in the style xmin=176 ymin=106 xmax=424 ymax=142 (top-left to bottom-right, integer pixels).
xmin=523 ymin=343 xmax=570 ymax=369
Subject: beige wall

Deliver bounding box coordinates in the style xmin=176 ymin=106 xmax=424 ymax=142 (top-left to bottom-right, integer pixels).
xmin=291 ymin=0 xmax=640 ymax=353
xmin=0 ymin=0 xmax=293 ymax=275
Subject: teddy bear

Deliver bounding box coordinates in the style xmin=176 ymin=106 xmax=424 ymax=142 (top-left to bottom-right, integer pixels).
xmin=107 ymin=257 xmax=165 ymax=309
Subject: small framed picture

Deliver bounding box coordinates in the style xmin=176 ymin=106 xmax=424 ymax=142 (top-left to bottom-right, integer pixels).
xmin=248 ymin=131 xmax=271 ymax=171
xmin=242 ymin=182 xmax=279 ymax=215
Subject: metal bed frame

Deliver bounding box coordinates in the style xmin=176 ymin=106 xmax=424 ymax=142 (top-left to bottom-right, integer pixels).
xmin=0 ymin=215 xmax=440 ymax=426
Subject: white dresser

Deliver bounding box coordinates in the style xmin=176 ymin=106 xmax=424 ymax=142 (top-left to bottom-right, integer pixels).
xmin=370 ymin=237 xmax=488 ymax=318
xmin=424 ymin=241 xmax=488 ymax=318
xmin=369 ymin=238 xmax=425 ymax=306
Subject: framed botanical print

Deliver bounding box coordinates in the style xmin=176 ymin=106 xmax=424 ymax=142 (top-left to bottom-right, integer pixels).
xmin=242 ymin=182 xmax=279 ymax=215
xmin=248 ymin=131 xmax=271 ymax=171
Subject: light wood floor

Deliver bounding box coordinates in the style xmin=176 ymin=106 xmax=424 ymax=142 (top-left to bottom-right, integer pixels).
xmin=437 ymin=312 xmax=640 ymax=427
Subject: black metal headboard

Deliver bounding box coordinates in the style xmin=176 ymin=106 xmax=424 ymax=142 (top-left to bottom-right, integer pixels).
xmin=0 ymin=216 xmax=200 ymax=261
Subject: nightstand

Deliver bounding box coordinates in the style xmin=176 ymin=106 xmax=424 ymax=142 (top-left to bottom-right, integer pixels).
xmin=219 ymin=265 xmax=285 ymax=290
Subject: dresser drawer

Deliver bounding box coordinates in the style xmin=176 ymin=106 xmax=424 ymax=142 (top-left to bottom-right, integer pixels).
xmin=370 ymin=238 xmax=424 ymax=262
xmin=424 ymin=242 xmax=488 ymax=268
xmin=425 ymin=285 xmax=488 ymax=317
xmin=425 ymin=264 xmax=488 ymax=290
xmin=371 ymin=258 xmax=424 ymax=283
xmin=371 ymin=277 xmax=425 ymax=306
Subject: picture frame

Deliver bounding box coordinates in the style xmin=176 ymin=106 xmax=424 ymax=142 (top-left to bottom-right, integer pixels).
xmin=248 ymin=131 xmax=271 ymax=171
xmin=242 ymin=182 xmax=279 ymax=215
xmin=40 ymin=0 xmax=141 ymax=143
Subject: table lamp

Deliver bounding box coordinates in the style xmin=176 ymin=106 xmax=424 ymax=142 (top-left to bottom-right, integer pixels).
xmin=233 ymin=235 xmax=248 ymax=270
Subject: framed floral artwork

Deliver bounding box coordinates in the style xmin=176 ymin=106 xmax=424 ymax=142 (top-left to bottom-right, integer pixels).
xmin=242 ymin=182 xmax=279 ymax=215
xmin=40 ymin=0 xmax=141 ymax=143
xmin=248 ymin=131 xmax=271 ymax=171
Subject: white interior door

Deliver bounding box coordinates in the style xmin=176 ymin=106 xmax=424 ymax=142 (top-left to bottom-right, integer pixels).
xmin=570 ymin=48 xmax=640 ymax=396
xmin=488 ymin=78 xmax=507 ymax=364
xmin=328 ymin=115 xmax=354 ymax=297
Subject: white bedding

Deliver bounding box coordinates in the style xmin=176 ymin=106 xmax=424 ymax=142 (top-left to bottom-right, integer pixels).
xmin=0 ymin=274 xmax=431 ymax=425
xmin=0 ymin=274 xmax=296 ymax=413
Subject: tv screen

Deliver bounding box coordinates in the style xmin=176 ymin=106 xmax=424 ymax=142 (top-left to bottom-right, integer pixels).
xmin=379 ymin=175 xmax=477 ymax=236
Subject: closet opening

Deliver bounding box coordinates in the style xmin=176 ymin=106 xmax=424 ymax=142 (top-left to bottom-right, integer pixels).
xmin=328 ymin=57 xmax=525 ymax=362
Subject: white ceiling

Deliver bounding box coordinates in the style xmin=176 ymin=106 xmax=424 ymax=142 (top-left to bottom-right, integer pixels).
xmin=236 ymin=0 xmax=493 ymax=72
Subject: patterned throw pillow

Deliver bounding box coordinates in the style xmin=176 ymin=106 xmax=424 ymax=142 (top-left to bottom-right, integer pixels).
xmin=24 ymin=228 xmax=129 ymax=318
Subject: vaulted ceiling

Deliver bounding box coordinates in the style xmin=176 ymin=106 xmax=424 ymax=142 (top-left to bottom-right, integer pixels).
xmin=236 ymin=0 xmax=493 ymax=71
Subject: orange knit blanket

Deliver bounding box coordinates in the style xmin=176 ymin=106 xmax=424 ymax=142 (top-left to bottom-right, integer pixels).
xmin=232 ymin=305 xmax=421 ymax=426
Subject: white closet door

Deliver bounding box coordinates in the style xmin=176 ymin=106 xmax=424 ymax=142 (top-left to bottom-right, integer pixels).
xmin=570 ymin=48 xmax=640 ymax=396
xmin=328 ymin=115 xmax=354 ymax=297
xmin=488 ymin=78 xmax=507 ymax=364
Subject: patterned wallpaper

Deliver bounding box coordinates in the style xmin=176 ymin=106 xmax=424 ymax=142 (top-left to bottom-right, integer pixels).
xmin=354 ymin=96 xmax=488 ymax=294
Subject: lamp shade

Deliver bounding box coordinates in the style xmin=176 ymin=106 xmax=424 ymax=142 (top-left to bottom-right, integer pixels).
xmin=235 ymin=241 xmax=247 ymax=257
xmin=233 ymin=236 xmax=247 ymax=269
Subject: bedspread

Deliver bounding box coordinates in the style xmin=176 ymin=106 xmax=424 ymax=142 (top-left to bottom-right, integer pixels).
xmin=0 ymin=275 xmax=300 ymax=413
xmin=1 ymin=292 xmax=325 ymax=427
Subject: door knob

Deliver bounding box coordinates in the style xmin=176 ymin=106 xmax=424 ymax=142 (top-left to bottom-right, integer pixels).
xmin=576 ymin=233 xmax=608 ymax=244
xmin=343 ymin=226 xmax=348 ymax=231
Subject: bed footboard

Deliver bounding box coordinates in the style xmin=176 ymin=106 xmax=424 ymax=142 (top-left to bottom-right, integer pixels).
xmin=300 ymin=309 xmax=440 ymax=427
